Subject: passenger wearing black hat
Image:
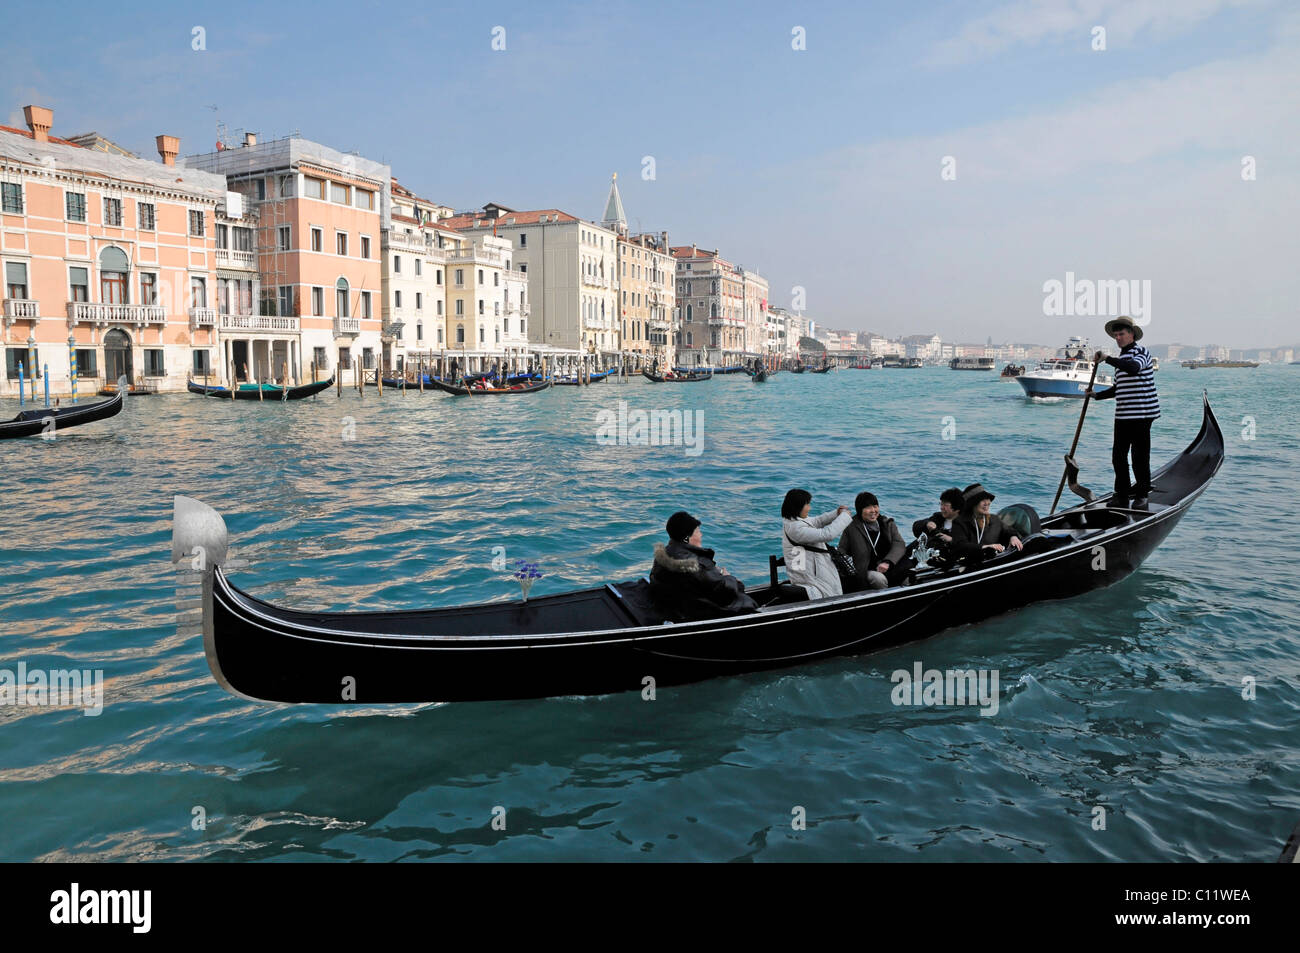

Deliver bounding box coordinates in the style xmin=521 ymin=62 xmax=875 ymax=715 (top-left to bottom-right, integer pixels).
xmin=649 ymin=511 xmax=758 ymax=621
xmin=950 ymin=483 xmax=1024 ymax=564
xmin=1085 ymin=315 xmax=1160 ymax=508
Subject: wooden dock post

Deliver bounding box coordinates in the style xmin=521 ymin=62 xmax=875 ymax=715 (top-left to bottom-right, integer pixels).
xmin=337 ymin=350 xmax=343 ymax=397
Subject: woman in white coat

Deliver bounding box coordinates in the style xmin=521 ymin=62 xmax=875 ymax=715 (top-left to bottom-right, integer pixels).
xmin=781 ymin=488 xmax=852 ymax=599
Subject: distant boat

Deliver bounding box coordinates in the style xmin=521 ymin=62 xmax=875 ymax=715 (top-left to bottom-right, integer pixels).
xmin=427 ymin=377 xmax=552 ymax=395
xmin=1181 ymin=360 xmax=1259 ymax=368
xmin=643 ymin=369 xmax=711 ymax=383
xmin=950 ymin=357 xmax=995 ymax=370
xmin=186 ymin=375 xmax=335 ymax=400
xmin=1016 ymin=337 xmax=1111 ymax=400
xmin=1000 ymin=364 xmax=1026 ymax=378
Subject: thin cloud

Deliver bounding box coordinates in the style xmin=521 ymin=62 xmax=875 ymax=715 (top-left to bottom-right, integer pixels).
xmin=927 ymin=0 xmax=1262 ymax=67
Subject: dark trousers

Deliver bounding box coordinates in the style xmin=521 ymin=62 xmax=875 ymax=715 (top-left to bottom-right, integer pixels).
xmin=1113 ymin=418 xmax=1153 ymax=497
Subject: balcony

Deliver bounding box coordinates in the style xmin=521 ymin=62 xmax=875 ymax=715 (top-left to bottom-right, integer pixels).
xmin=503 ymin=268 xmax=527 ymax=282
xmin=189 ymin=307 xmax=218 ymax=329
xmin=382 ymin=320 xmax=405 ymax=340
xmin=446 ymin=246 xmax=503 ymax=266
xmin=581 ymin=273 xmax=610 ymax=289
xmin=215 ymin=247 xmax=257 ymax=269
xmin=220 ymin=313 xmax=301 ymax=333
xmin=67 ymin=301 xmax=166 ymax=327
xmin=384 ymin=230 xmax=430 ymax=254
xmin=3 ymin=298 xmax=39 ymax=325
xmin=335 ymin=317 xmax=362 ymax=336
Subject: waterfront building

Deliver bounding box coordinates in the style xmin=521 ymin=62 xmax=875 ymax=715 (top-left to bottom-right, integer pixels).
xmin=1 ymin=105 xmax=228 ymax=396
xmin=620 ymin=231 xmax=676 ymax=370
xmin=181 ymin=133 xmax=390 ymax=383
xmin=440 ymin=203 xmax=619 ymax=364
xmin=740 ymin=265 xmax=769 ymax=358
xmin=383 ymin=178 xmax=451 ymax=373
xmin=672 ymin=244 xmax=740 ymax=365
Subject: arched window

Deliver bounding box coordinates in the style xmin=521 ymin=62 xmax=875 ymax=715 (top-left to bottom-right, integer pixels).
xmin=336 ymin=278 xmax=349 ymax=317
xmin=99 ymin=246 xmax=130 ymax=305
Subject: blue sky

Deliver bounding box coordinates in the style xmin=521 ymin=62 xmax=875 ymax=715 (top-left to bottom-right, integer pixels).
xmin=4 ymin=0 xmax=1296 ymax=346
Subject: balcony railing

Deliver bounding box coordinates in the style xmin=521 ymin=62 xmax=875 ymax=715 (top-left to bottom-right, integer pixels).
xmin=382 ymin=320 xmax=405 ymax=340
xmin=503 ymin=268 xmax=527 ymax=282
xmin=3 ymin=298 xmax=39 ymax=323
xmin=215 ymin=247 xmax=257 ymax=269
xmin=335 ymin=317 xmax=362 ymax=335
xmin=220 ymin=313 xmax=300 ymax=332
xmin=189 ymin=307 xmax=218 ymax=328
xmin=67 ymin=301 xmax=166 ymax=326
xmin=446 ymin=247 xmax=503 ymax=265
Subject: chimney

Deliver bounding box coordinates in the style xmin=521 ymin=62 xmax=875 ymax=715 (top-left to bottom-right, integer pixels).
xmin=691 ymin=242 xmax=696 ymax=256
xmin=23 ymin=105 xmax=53 ymax=143
xmin=661 ymin=230 xmax=668 ymax=252
xmin=155 ymin=135 xmax=179 ymax=166
xmin=243 ymin=132 xmax=257 ymax=148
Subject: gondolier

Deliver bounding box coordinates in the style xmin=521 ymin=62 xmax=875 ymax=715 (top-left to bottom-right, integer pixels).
xmin=1086 ymin=316 xmax=1159 ymax=508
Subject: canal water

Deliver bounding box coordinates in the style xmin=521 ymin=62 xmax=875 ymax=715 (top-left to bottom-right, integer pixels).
xmin=1 ymin=365 xmax=1296 ymax=860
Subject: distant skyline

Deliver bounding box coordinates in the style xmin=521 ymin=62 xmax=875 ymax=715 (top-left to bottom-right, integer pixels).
xmin=4 ymin=0 xmax=1296 ymax=347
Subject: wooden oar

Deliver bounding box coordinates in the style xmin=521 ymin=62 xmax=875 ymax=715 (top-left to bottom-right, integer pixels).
xmin=1049 ymin=351 xmax=1104 ymax=514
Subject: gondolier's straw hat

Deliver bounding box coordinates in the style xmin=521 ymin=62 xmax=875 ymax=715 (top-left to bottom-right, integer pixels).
xmin=1104 ymin=315 xmax=1143 ymax=341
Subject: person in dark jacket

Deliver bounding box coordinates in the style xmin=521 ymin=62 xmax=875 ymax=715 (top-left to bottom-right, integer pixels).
xmin=649 ymin=511 xmax=757 ymax=621
xmin=950 ymin=483 xmax=1024 ymax=565
xmin=912 ymin=487 xmax=965 ymax=562
xmin=839 ymin=492 xmax=909 ymax=589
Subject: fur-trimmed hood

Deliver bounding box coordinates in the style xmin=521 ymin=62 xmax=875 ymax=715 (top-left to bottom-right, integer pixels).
xmin=653 ymin=542 xmax=699 ymax=573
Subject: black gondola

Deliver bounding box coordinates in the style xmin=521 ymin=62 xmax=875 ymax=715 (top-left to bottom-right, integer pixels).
xmin=751 ymin=368 xmax=769 ymax=383
xmin=172 ymin=394 xmax=1227 ymax=705
xmin=642 ymin=370 xmax=711 ymax=383
xmin=0 ymin=387 xmax=124 ymax=440
xmin=426 ymin=377 xmax=552 ymax=396
xmin=791 ymin=365 xmax=806 ymax=374
xmin=810 ymin=364 xmax=832 ymax=374
xmin=186 ymin=375 xmax=335 ymax=400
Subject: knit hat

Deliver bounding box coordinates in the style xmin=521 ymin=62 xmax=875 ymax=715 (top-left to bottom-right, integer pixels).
xmin=962 ymin=483 xmax=995 ymax=509
xmin=1104 ymin=315 xmax=1144 ymax=341
xmin=666 ymin=511 xmax=701 ymax=542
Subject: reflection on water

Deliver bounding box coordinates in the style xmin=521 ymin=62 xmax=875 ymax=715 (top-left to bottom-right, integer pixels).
xmin=1 ymin=369 xmax=1298 ymax=860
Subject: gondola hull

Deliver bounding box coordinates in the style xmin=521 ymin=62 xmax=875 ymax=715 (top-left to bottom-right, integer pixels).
xmin=427 ymin=377 xmax=552 ymax=395
xmin=642 ymin=370 xmax=711 ymax=383
xmin=182 ymin=394 xmax=1224 ymax=704
xmin=0 ymin=389 xmax=124 ymax=440
xmin=187 ymin=376 xmax=334 ymax=400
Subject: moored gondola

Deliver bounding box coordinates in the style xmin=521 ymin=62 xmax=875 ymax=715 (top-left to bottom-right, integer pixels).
xmin=186 ymin=375 xmax=335 ymax=400
xmin=810 ymin=364 xmax=833 ymax=374
xmin=642 ymin=369 xmax=711 ymax=383
xmin=0 ymin=386 xmax=124 ymax=440
xmin=172 ymin=394 xmax=1227 ymax=704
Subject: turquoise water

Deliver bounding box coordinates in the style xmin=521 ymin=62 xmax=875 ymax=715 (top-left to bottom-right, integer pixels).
xmin=1 ymin=366 xmax=1297 ymax=861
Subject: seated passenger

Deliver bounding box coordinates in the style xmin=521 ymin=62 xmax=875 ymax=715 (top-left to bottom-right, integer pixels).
xmin=912 ymin=487 xmax=965 ymax=563
xmin=950 ymin=483 xmax=1025 ymax=564
xmin=839 ymin=492 xmax=908 ymax=589
xmin=781 ymin=489 xmax=852 ymax=599
xmin=649 ymin=511 xmax=757 ymax=620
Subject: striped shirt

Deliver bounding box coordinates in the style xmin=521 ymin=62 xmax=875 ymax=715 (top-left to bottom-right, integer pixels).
xmin=1095 ymin=342 xmax=1159 ymax=420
